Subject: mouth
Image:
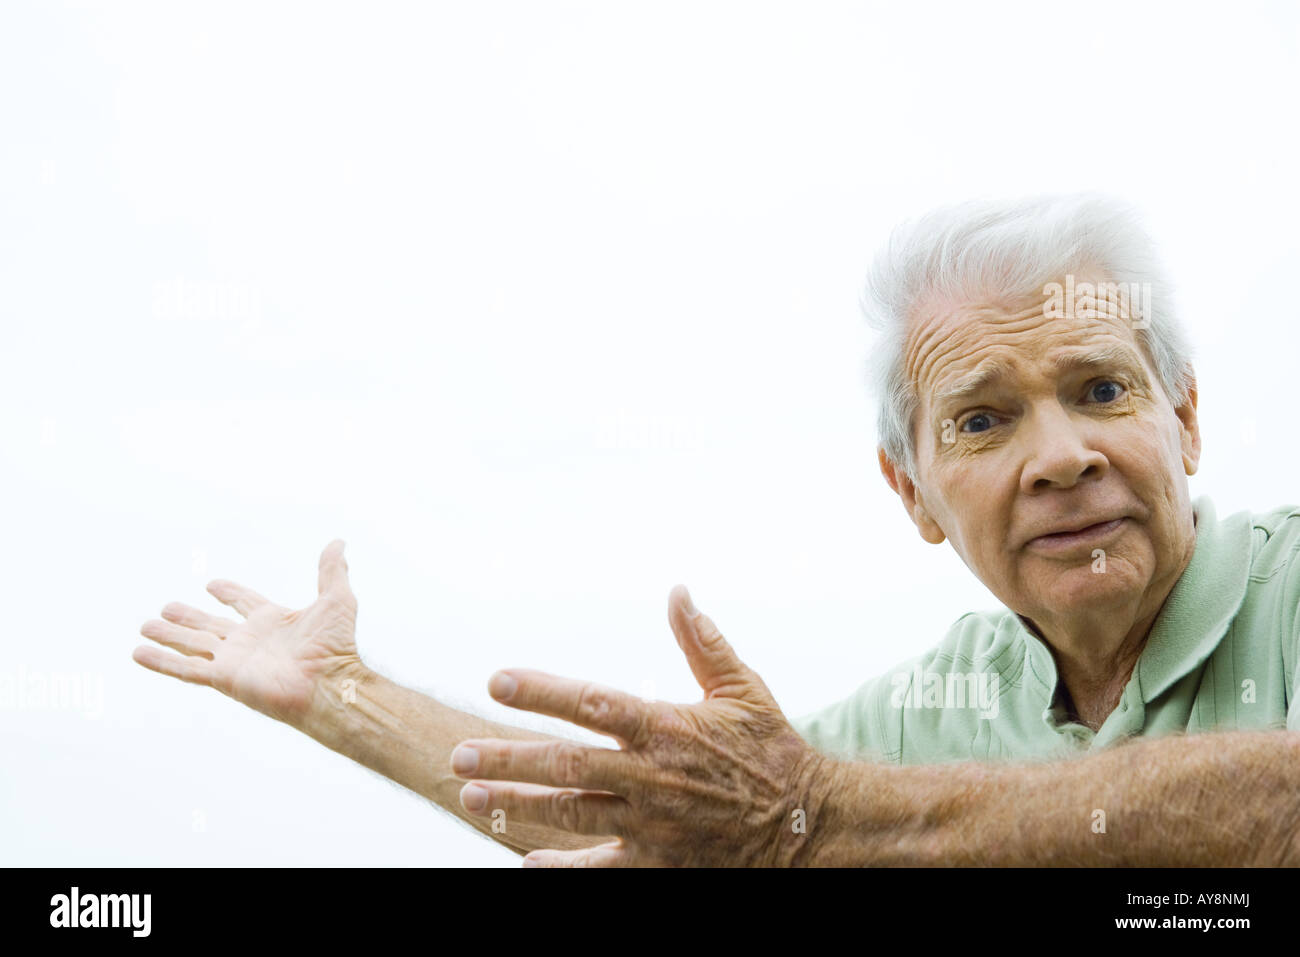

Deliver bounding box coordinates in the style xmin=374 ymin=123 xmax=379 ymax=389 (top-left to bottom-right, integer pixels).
xmin=1026 ymin=517 xmax=1128 ymax=553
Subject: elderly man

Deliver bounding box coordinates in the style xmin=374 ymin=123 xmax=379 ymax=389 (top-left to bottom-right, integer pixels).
xmin=134 ymin=193 xmax=1300 ymax=866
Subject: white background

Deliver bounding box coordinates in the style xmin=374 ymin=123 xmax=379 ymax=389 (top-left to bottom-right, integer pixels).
xmin=2 ymin=0 xmax=1297 ymax=866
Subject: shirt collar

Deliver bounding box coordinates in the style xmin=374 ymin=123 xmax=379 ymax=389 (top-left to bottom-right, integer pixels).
xmin=1014 ymin=495 xmax=1253 ymax=707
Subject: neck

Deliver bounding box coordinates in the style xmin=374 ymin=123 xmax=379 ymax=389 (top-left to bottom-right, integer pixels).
xmin=1053 ymin=617 xmax=1152 ymax=730
xmin=1020 ymin=512 xmax=1198 ymax=731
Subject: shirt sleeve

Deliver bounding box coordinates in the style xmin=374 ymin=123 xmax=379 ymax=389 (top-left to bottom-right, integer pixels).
xmin=1248 ymin=506 xmax=1300 ymax=731
xmin=1280 ymin=534 xmax=1300 ymax=732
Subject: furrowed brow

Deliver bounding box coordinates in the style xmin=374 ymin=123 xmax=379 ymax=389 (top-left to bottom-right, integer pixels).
xmin=931 ymin=346 xmax=1144 ymax=415
xmin=1050 ymin=346 xmax=1144 ymax=376
xmin=933 ymin=360 xmax=1014 ymax=407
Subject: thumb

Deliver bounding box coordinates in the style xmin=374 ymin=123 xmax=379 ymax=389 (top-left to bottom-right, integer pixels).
xmin=667 ymin=585 xmax=769 ymax=704
xmin=318 ymin=539 xmax=354 ymax=602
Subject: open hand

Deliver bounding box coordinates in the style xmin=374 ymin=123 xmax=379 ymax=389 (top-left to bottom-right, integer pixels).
xmin=450 ymin=585 xmax=829 ymax=866
xmin=133 ymin=540 xmax=364 ymax=729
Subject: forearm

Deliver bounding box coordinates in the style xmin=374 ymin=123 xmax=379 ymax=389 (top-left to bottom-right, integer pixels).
xmin=296 ymin=664 xmax=612 ymax=856
xmin=807 ymin=730 xmax=1300 ymax=866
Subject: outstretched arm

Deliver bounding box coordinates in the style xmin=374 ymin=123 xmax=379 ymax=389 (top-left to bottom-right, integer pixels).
xmin=297 ymin=660 xmax=613 ymax=855
xmin=133 ymin=541 xmax=610 ymax=856
xmin=449 ymin=590 xmax=1300 ymax=866
xmin=806 ymin=727 xmax=1300 ymax=866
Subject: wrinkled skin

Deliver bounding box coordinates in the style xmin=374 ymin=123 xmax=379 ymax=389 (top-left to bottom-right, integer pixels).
xmin=451 ymin=586 xmax=829 ymax=867
xmin=882 ymin=272 xmax=1201 ymax=727
xmin=133 ymin=540 xmax=365 ymax=729
xmin=135 ymin=544 xmax=825 ymax=865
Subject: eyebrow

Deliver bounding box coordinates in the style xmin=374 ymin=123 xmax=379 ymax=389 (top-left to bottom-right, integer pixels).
xmin=932 ymin=345 xmax=1143 ymax=407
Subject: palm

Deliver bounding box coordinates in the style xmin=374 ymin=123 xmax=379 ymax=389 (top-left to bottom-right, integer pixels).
xmin=134 ymin=540 xmax=363 ymax=727
xmin=213 ymin=594 xmax=358 ymax=724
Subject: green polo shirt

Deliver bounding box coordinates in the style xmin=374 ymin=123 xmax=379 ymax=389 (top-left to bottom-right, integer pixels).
xmin=790 ymin=496 xmax=1300 ymax=764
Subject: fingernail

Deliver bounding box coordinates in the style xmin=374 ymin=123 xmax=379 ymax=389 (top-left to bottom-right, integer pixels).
xmin=451 ymin=745 xmax=478 ymax=774
xmin=682 ymin=587 xmax=699 ymax=617
xmin=488 ymin=672 xmax=517 ymax=700
xmin=522 ymin=855 xmax=541 ymax=868
xmin=462 ymin=783 xmax=489 ymax=811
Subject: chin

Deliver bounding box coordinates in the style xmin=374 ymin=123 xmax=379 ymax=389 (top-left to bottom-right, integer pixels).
xmin=1027 ymin=562 xmax=1146 ymax=611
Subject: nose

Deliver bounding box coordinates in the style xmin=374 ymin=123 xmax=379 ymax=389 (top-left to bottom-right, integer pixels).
xmin=1019 ymin=403 xmax=1109 ymax=493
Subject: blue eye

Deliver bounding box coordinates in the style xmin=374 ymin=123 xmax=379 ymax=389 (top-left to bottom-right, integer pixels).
xmin=961 ymin=413 xmax=995 ymax=433
xmin=1090 ymin=380 xmax=1124 ymax=403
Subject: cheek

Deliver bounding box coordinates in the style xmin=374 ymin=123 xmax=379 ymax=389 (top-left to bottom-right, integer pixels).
xmin=1103 ymin=415 xmax=1175 ymax=466
xmin=962 ymin=522 xmax=1014 ymax=579
xmin=1134 ymin=412 xmax=1184 ymax=459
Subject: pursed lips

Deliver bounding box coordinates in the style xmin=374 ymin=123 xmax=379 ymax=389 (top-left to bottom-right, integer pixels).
xmin=1022 ymin=514 xmax=1130 ymax=548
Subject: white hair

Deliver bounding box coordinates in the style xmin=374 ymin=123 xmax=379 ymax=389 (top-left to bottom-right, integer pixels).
xmin=859 ymin=192 xmax=1196 ymax=486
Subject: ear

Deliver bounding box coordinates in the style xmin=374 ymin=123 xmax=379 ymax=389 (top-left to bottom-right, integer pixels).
xmin=1172 ymin=369 xmax=1201 ymax=476
xmin=878 ymin=447 xmax=946 ymax=545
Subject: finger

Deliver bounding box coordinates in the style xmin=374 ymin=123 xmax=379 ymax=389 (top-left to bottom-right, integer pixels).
xmin=140 ymin=619 xmax=219 ymax=659
xmin=522 ymin=840 xmax=630 ymax=868
xmin=206 ymin=579 xmax=271 ymax=618
xmin=159 ymin=602 xmax=238 ymax=638
xmin=450 ymin=737 xmax=645 ymax=793
xmin=487 ymin=670 xmax=648 ymax=746
xmin=667 ymin=585 xmax=771 ymax=704
xmin=317 ymin=539 xmax=352 ymax=600
xmin=131 ymin=645 xmax=213 ymax=686
xmin=459 ymin=781 xmax=630 ymax=837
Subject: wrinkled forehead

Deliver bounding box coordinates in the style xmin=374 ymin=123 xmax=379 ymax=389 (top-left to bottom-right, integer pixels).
xmin=904 ymin=275 xmax=1152 ymax=400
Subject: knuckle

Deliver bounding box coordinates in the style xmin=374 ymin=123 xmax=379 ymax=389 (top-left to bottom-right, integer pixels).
xmin=464 ymin=743 xmax=492 ymax=776
xmin=575 ymin=683 xmax=611 ymax=726
xmin=550 ymin=791 xmax=582 ymax=833
xmin=547 ymin=742 xmax=587 ymax=785
xmin=658 ymin=705 xmax=696 ymax=737
xmin=694 ymin=615 xmax=726 ymax=647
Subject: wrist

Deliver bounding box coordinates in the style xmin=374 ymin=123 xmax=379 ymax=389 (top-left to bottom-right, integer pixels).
xmin=297 ymin=657 xmax=375 ymax=743
xmin=766 ymin=745 xmax=836 ymax=866
xmin=802 ymin=759 xmax=982 ymax=866
xmin=800 ymin=756 xmax=889 ymax=866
